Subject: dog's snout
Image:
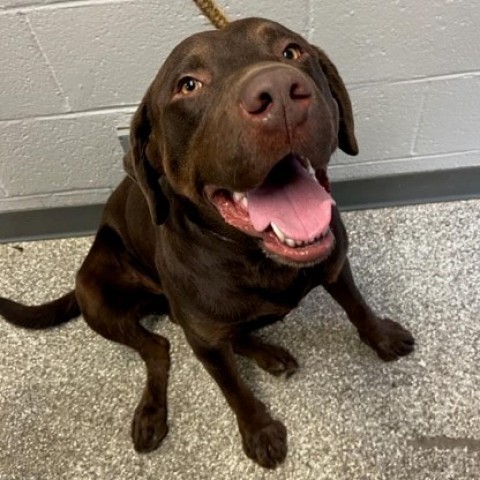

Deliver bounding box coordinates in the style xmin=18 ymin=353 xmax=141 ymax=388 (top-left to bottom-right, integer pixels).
xmin=239 ymin=66 xmax=312 ymax=130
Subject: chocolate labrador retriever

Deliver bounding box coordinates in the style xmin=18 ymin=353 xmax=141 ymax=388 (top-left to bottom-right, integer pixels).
xmin=0 ymin=18 xmax=414 ymax=469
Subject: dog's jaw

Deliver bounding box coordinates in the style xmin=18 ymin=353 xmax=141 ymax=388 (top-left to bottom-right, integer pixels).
xmin=205 ymin=154 xmax=336 ymax=266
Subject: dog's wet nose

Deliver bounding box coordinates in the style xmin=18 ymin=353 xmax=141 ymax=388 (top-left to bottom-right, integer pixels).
xmin=239 ymin=66 xmax=312 ymax=131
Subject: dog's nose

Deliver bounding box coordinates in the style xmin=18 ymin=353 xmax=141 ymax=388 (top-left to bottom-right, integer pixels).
xmin=239 ymin=66 xmax=312 ymax=131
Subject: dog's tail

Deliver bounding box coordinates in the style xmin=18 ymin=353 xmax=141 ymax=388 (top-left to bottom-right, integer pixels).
xmin=0 ymin=290 xmax=80 ymax=330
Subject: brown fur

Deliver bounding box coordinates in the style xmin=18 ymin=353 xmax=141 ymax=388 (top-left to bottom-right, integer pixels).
xmin=0 ymin=18 xmax=414 ymax=469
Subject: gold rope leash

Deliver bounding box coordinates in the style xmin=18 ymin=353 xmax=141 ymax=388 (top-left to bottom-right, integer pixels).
xmin=192 ymin=0 xmax=229 ymax=29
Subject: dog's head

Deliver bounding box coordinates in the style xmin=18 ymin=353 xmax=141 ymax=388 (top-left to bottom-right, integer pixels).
xmin=124 ymin=17 xmax=358 ymax=266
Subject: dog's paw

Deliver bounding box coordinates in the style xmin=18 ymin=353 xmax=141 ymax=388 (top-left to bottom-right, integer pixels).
xmin=131 ymin=402 xmax=168 ymax=453
xmin=240 ymin=419 xmax=287 ymax=469
xmin=360 ymin=317 xmax=415 ymax=362
xmin=255 ymin=344 xmax=299 ymax=378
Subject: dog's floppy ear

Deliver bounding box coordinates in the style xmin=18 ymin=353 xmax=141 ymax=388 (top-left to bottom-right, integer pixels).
xmin=123 ymin=90 xmax=169 ymax=225
xmin=312 ymin=46 xmax=359 ymax=156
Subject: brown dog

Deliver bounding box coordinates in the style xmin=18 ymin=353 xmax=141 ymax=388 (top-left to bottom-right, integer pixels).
xmin=0 ymin=18 xmax=414 ymax=469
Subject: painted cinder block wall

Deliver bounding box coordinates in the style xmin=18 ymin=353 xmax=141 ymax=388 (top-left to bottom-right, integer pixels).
xmin=1 ymin=0 xmax=479 ymax=213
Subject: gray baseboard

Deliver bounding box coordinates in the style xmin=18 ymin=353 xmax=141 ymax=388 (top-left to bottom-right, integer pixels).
xmin=0 ymin=204 xmax=104 ymax=244
xmin=1 ymin=167 xmax=479 ymax=243
xmin=332 ymin=166 xmax=480 ymax=210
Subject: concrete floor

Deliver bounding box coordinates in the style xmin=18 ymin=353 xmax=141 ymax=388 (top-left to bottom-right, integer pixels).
xmin=0 ymin=200 xmax=479 ymax=479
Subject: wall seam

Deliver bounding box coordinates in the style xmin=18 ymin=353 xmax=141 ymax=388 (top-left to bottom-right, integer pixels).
xmin=410 ymin=84 xmax=429 ymax=155
xmin=0 ymin=0 xmax=132 ymax=15
xmin=306 ymin=0 xmax=314 ymax=41
xmin=333 ymin=149 xmax=480 ymax=169
xmin=0 ymin=186 xmax=113 ymax=202
xmin=23 ymin=13 xmax=72 ymax=112
xmin=348 ymin=70 xmax=480 ymax=91
xmin=0 ymin=105 xmax=138 ymax=125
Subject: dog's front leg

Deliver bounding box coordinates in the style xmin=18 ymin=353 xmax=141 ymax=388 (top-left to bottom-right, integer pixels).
xmin=184 ymin=327 xmax=287 ymax=469
xmin=322 ymin=259 xmax=415 ymax=361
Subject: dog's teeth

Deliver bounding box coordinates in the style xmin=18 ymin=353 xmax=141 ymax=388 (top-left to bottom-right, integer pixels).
xmin=271 ymin=224 xmax=302 ymax=248
xmin=306 ymin=161 xmax=316 ymax=177
xmin=285 ymin=238 xmax=295 ymax=247
xmin=232 ymin=192 xmax=244 ymax=203
xmin=241 ymin=197 xmax=248 ymax=209
xmin=271 ymin=222 xmax=286 ymax=243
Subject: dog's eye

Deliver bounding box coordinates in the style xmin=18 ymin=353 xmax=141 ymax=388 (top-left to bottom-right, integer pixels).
xmin=283 ymin=44 xmax=302 ymax=60
xmin=178 ymin=77 xmax=203 ymax=95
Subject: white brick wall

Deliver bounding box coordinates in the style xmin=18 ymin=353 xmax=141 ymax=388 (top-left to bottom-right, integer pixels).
xmin=1 ymin=0 xmax=479 ymax=212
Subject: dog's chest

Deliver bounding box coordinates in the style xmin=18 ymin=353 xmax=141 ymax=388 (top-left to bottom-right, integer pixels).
xmin=159 ymin=229 xmax=319 ymax=322
xmin=186 ymin=260 xmax=313 ymax=323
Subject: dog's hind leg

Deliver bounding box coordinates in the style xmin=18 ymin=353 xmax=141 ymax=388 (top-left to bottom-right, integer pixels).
xmin=75 ymin=226 xmax=170 ymax=453
xmin=233 ymin=334 xmax=299 ymax=377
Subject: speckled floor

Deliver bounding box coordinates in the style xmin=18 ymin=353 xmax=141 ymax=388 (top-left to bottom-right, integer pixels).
xmin=0 ymin=200 xmax=479 ymax=480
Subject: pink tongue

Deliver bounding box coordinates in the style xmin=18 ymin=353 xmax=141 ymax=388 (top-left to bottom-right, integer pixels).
xmin=247 ymin=159 xmax=333 ymax=242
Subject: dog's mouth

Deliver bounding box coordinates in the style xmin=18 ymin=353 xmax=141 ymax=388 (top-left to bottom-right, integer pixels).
xmin=206 ymin=154 xmax=335 ymax=265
